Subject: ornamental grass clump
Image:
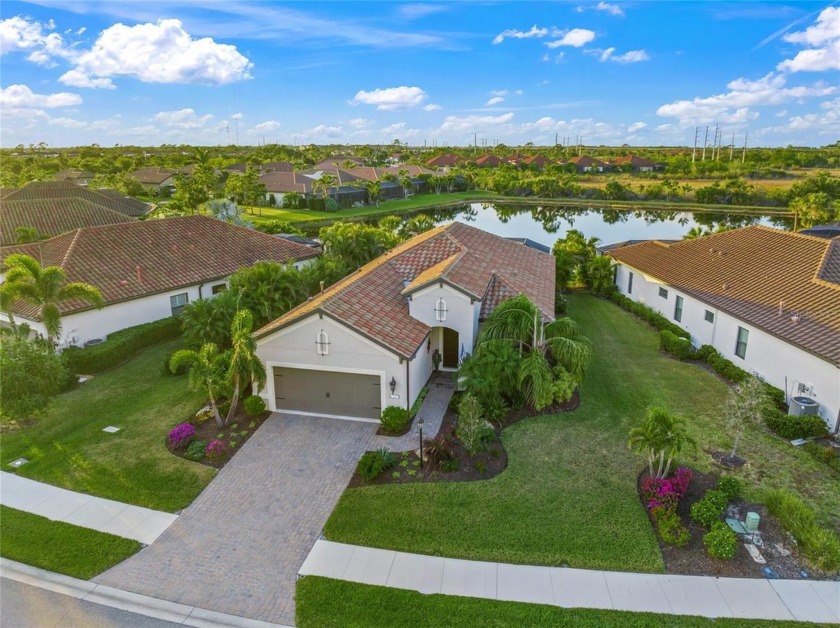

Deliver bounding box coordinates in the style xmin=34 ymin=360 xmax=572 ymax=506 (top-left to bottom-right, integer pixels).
xmin=167 ymin=423 xmax=195 ymax=449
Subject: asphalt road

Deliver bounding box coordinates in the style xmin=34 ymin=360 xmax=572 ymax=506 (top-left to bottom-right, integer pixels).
xmin=1 ymin=577 xmax=181 ymax=628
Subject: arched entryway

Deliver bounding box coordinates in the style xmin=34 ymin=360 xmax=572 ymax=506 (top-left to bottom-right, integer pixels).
xmin=441 ymin=327 xmax=459 ymax=369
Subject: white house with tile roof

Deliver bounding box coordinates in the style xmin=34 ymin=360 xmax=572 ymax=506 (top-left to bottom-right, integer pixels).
xmin=0 ymin=216 xmax=319 ymax=349
xmin=607 ymin=226 xmax=840 ymax=431
xmin=253 ymin=222 xmax=555 ymax=422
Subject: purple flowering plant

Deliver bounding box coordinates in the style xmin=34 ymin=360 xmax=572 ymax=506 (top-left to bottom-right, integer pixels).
xmin=168 ymin=423 xmax=196 ymax=449
xmin=641 ymin=467 xmax=693 ymax=511
xmin=205 ymin=439 xmax=226 ymax=460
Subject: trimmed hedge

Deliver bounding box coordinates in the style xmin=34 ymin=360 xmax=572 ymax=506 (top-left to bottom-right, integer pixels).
xmin=659 ymin=330 xmax=695 ymax=359
xmin=63 ymin=317 xmax=182 ymax=374
xmin=764 ymin=407 xmax=828 ymax=440
xmin=609 ymin=292 xmax=690 ymax=339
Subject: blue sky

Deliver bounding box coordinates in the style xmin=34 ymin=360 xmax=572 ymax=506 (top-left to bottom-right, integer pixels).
xmin=1 ymin=1 xmax=838 ymax=148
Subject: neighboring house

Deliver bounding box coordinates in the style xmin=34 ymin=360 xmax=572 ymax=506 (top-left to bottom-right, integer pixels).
xmin=473 ymin=154 xmax=503 ymax=168
xmin=261 ymin=161 xmax=294 ymax=173
xmin=522 ymin=155 xmax=553 ymax=168
xmin=425 ymin=153 xmax=462 ymax=169
xmin=607 ymin=226 xmax=840 ymax=431
xmin=260 ymin=171 xmax=311 ymax=205
xmin=54 ymin=169 xmax=95 ymax=186
xmin=567 ymin=155 xmax=610 ymax=173
xmin=129 ymin=167 xmax=176 ymax=193
xmin=314 ymin=156 xmax=365 ymax=170
xmin=611 ymin=155 xmax=658 ymax=172
xmin=276 ymin=234 xmax=321 ymax=249
xmin=2 ymin=181 xmax=150 ymax=218
xmin=94 ymin=189 xmax=154 ymax=215
xmin=0 ymin=197 xmax=135 ymax=246
xmin=800 ymin=224 xmax=840 ymax=239
xmin=596 ymin=239 xmax=678 ymax=255
xmin=0 ymin=216 xmax=319 ymax=348
xmin=505 ymin=237 xmax=551 ymax=254
xmin=254 ymin=222 xmax=555 ymax=421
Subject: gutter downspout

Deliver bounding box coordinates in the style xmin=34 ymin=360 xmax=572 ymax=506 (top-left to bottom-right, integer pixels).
xmin=406 ymin=357 xmax=411 ymax=416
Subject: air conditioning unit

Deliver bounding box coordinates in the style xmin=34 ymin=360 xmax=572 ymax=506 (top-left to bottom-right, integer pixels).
xmin=788 ymin=396 xmax=819 ymax=417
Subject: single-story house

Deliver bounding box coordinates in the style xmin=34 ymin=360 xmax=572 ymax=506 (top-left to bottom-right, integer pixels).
xmin=607 ymin=226 xmax=840 ymax=431
xmin=425 ymin=153 xmax=462 ymax=169
xmin=567 ymin=155 xmax=610 ymax=173
xmin=522 ymin=155 xmax=553 ymax=168
xmin=611 ymin=155 xmax=658 ymax=172
xmin=314 ymin=156 xmax=365 ymax=170
xmin=129 ymin=167 xmax=176 ymax=193
xmin=1 ymin=216 xmax=319 ymax=348
xmin=2 ymin=181 xmax=149 ymax=218
xmin=800 ymin=224 xmax=840 ymax=239
xmin=54 ymin=169 xmax=95 ymax=186
xmin=473 ymin=154 xmax=503 ymax=168
xmin=254 ymin=222 xmax=555 ymax=422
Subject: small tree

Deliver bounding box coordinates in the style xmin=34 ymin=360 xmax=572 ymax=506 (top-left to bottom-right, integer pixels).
xmin=726 ymin=375 xmax=771 ymax=460
xmin=225 ymin=310 xmax=267 ymax=424
xmin=457 ymin=393 xmax=489 ymax=455
xmin=629 ymin=406 xmax=696 ymax=479
xmin=170 ymin=343 xmax=229 ymax=428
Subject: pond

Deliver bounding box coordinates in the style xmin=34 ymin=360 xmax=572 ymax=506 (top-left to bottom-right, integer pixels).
xmin=429 ymin=203 xmax=788 ymax=248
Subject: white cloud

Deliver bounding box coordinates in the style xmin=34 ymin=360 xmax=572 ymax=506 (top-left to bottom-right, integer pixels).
xmin=398 ymin=4 xmax=448 ymax=19
xmin=491 ymin=89 xmax=509 ymax=97
xmin=440 ymin=112 xmax=514 ymax=132
xmin=628 ymin=121 xmax=647 ymax=132
xmin=71 ymin=19 xmax=253 ymax=85
xmin=486 ymin=96 xmax=505 ymax=106
xmin=231 ymin=112 xmax=245 ymax=120
xmin=48 ymin=116 xmax=87 ymax=128
xmin=600 ymin=48 xmax=650 ymax=63
xmin=545 ymin=29 xmax=595 ymax=48
xmin=765 ymin=98 xmax=840 ymax=135
xmin=383 ymin=122 xmax=406 ymax=134
xmin=75 ymin=27 xmax=86 ymax=36
xmin=348 ymin=117 xmax=372 ymax=128
xmin=308 ymin=124 xmax=343 ymax=137
xmin=58 ymin=69 xmax=115 ymax=89
xmin=493 ymin=25 xmax=548 ymax=45
xmin=350 ymin=86 xmax=427 ymax=110
xmin=515 ymin=89 xmax=524 ymax=96
xmin=423 ymin=103 xmax=442 ymax=111
xmin=253 ymin=120 xmax=281 ymax=133
xmin=655 ymin=123 xmax=672 ymax=131
xmin=153 ymin=108 xmax=214 ymax=129
xmin=656 ymin=72 xmax=836 ymax=125
xmin=777 ymin=8 xmax=840 ymax=73
xmin=0 ymin=84 xmax=81 ymax=108
xmin=576 ymin=2 xmax=625 ymax=17
xmin=0 ymin=16 xmax=52 ymax=54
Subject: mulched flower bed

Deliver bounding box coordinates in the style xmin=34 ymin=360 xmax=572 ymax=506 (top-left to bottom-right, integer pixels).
xmin=167 ymin=409 xmax=271 ymax=469
xmin=639 ymin=469 xmax=813 ymax=579
xmin=348 ymin=389 xmax=580 ymax=488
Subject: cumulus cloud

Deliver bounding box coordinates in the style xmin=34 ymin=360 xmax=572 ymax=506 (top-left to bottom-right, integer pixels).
xmin=777 ymin=7 xmax=840 ymax=73
xmin=231 ymin=112 xmax=245 ymax=120
xmin=308 ymin=124 xmax=343 ymax=137
xmin=440 ymin=112 xmax=514 ymax=132
xmin=577 ymin=2 xmax=624 ymax=16
xmin=350 ymin=86 xmax=427 ymax=110
xmin=423 ymin=103 xmax=442 ymax=111
xmin=486 ymin=96 xmax=505 ymax=106
xmin=58 ymin=69 xmax=115 ymax=89
xmin=253 ymin=120 xmax=281 ymax=133
xmin=491 ymin=89 xmax=509 ymax=97
xmin=0 ymin=84 xmax=81 ymax=108
xmin=545 ymin=29 xmax=595 ymax=48
xmin=493 ymin=25 xmax=548 ymax=45
xmin=764 ymin=98 xmax=840 ymax=135
xmin=0 ymin=16 xmax=54 ymax=54
xmin=628 ymin=121 xmax=647 ymax=132
xmin=599 ymin=47 xmax=650 ymax=63
xmin=348 ymin=117 xmax=372 ymax=128
xmin=48 ymin=116 xmax=87 ymax=128
xmin=153 ymin=108 xmax=214 ymax=129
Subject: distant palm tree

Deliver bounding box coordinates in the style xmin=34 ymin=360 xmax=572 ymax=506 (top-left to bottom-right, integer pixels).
xmin=683 ymin=226 xmax=709 ymax=240
xmin=282 ymin=190 xmax=303 ymax=209
xmin=313 ymin=173 xmax=337 ymax=202
xmin=400 ymin=175 xmax=414 ymax=199
xmin=0 ymin=254 xmax=103 ymax=347
xmin=15 ymin=226 xmax=44 ymax=244
xmin=365 ymin=180 xmax=382 ymax=207
xmin=225 ymin=310 xmax=267 ymax=424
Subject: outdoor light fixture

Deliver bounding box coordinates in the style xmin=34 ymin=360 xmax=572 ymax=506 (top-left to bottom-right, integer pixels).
xmin=434 ymin=297 xmax=448 ymax=322
xmin=389 ymin=376 xmax=397 ymax=395
xmin=315 ymin=329 xmax=330 ymax=356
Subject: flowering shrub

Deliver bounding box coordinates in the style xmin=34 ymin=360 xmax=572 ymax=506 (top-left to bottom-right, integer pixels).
xmin=651 ymin=506 xmax=691 ymax=547
xmin=205 ymin=439 xmax=226 ymax=460
xmin=640 ymin=467 xmax=693 ymax=510
xmin=168 ymin=423 xmax=196 ymax=449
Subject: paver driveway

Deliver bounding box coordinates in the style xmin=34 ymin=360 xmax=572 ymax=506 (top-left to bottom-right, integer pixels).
xmin=95 ymin=414 xmax=376 ymax=626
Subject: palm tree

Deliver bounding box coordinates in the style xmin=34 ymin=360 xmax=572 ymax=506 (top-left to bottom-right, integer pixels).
xmin=282 ymin=190 xmax=303 ymax=209
xmin=170 ymin=343 xmax=229 ymax=428
xmin=477 ymin=294 xmax=592 ymax=409
xmin=554 ymin=249 xmax=576 ymax=292
xmin=400 ymin=175 xmax=414 ymax=199
xmin=225 ymin=309 xmax=267 ymax=424
xmin=0 ymin=254 xmax=103 ymax=347
xmin=683 ymin=226 xmax=709 ymax=240
xmin=365 ymin=180 xmax=382 ymax=207
xmin=629 ymin=406 xmax=696 ymax=479
xmin=313 ymin=173 xmax=337 ymax=202
xmin=15 ymin=226 xmax=43 ymax=244
xmin=585 ymin=256 xmax=616 ymax=295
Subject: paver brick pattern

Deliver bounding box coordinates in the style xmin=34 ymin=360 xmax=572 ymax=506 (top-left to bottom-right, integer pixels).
xmin=95 ymin=415 xmax=376 ymax=626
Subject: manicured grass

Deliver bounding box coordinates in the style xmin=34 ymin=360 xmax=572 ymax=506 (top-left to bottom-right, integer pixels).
xmin=0 ymin=340 xmax=215 ymax=512
xmin=296 ymin=576 xmax=813 ymax=627
xmin=324 ymin=294 xmax=839 ymax=571
xmin=0 ymin=506 xmax=140 ymax=579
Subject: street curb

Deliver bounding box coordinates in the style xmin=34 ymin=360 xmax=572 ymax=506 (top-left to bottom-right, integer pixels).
xmin=1 ymin=560 xmax=291 ymax=628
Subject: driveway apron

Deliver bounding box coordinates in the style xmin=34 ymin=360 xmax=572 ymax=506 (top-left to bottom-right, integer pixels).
xmin=94 ymin=414 xmax=377 ymax=626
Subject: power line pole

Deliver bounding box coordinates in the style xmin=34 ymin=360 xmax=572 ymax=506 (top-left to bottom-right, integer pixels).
xmin=692 ymin=126 xmax=699 ymax=162
xmin=742 ymin=131 xmax=748 ymax=163
xmin=701 ymin=126 xmax=709 ymax=161
xmin=729 ymin=131 xmax=735 ymax=161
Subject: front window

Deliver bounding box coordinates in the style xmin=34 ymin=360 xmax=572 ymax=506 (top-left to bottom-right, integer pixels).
xmin=658 ymin=287 xmax=668 ymax=299
xmin=315 ymin=329 xmax=330 ymax=356
xmin=674 ymin=296 xmax=684 ymax=322
xmin=435 ymin=297 xmax=448 ymax=322
xmin=735 ymin=327 xmax=749 ymax=359
xmin=704 ymin=310 xmax=714 ymax=323
xmin=628 ymin=272 xmax=634 ymax=294
xmin=170 ymin=293 xmax=188 ymax=316
xmin=211 ymin=283 xmax=227 ymax=295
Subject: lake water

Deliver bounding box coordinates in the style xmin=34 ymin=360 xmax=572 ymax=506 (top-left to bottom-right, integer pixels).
xmin=432 ymin=203 xmax=782 ymax=249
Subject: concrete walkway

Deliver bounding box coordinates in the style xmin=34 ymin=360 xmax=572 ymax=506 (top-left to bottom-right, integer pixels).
xmin=0 ymin=472 xmax=177 ymax=545
xmin=300 ymin=540 xmax=840 ymax=624
xmin=376 ymin=371 xmax=455 ymax=451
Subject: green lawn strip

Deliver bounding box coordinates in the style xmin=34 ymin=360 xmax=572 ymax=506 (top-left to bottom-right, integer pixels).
xmin=0 ymin=506 xmax=140 ymax=579
xmin=0 ymin=340 xmax=215 ymax=512
xmin=296 ymin=576 xmax=815 ymax=628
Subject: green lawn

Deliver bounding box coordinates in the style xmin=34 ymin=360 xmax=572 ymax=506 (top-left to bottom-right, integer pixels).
xmin=296 ymin=577 xmax=815 ymax=628
xmin=0 ymin=340 xmax=215 ymax=512
xmin=0 ymin=506 xmax=141 ymax=579
xmin=324 ymin=294 xmax=840 ymax=571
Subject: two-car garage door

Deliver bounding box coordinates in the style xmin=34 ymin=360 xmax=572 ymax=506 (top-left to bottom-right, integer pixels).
xmin=273 ymin=367 xmax=381 ymax=420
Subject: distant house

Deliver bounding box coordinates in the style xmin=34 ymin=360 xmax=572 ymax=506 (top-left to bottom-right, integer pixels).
xmin=504 ymin=237 xmax=552 ymax=254
xmin=0 ymin=216 xmax=319 ymax=348
xmin=129 ymin=167 xmax=176 ymax=193
xmin=260 ymin=169 xmax=367 ymax=206
xmin=425 ymin=153 xmax=462 ymax=169
xmin=607 ymin=226 xmax=840 ymax=431
xmin=262 ymin=161 xmax=294 ymax=173
xmin=1 ymin=181 xmax=150 ymax=218
xmin=473 ymin=154 xmax=503 ymax=168
xmin=800 ymin=224 xmax=840 ymax=239
xmin=522 ymin=155 xmax=552 ymax=168
xmin=276 ymin=233 xmax=321 ymax=249
xmin=314 ymin=156 xmax=365 ymax=170
xmin=611 ymin=155 xmax=658 ymax=172
xmin=567 ymin=155 xmax=609 ymax=173
xmin=260 ymin=172 xmax=312 ymax=205
xmin=224 ymin=162 xmax=250 ymax=174
xmin=54 ymin=169 xmax=95 ymax=186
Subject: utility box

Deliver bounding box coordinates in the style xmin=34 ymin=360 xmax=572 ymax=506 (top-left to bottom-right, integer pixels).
xmin=745 ymin=512 xmax=760 ymax=533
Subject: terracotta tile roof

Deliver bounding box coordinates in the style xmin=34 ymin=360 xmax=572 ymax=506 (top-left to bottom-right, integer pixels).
xmin=0 ymin=197 xmax=135 ymax=245
xmin=474 ymin=154 xmax=503 ymax=167
xmin=568 ymin=155 xmax=608 ymax=168
xmin=94 ymin=190 xmax=153 ymax=215
xmin=129 ymin=167 xmax=175 ymax=185
xmin=255 ymin=223 xmax=556 ymax=358
xmin=2 ymin=181 xmax=148 ymax=217
xmin=2 ymin=216 xmax=319 ymax=320
xmin=344 ymin=165 xmax=435 ymax=182
xmin=523 ymin=155 xmax=552 ymax=166
xmin=54 ymin=169 xmax=94 ymax=181
xmin=611 ymin=155 xmax=657 ymax=168
xmin=314 ymin=156 xmax=365 ymax=170
xmin=425 ymin=154 xmax=462 ymax=168
xmin=608 ymin=226 xmax=840 ymax=364
xmin=259 ymin=171 xmax=311 ymax=194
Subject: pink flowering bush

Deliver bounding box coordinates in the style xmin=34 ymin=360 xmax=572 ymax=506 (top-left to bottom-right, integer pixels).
xmin=205 ymin=439 xmax=226 ymax=460
xmin=641 ymin=467 xmax=693 ymax=510
xmin=168 ymin=423 xmax=196 ymax=449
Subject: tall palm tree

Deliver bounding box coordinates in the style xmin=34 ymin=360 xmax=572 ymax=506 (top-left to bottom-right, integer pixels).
xmin=0 ymin=253 xmax=103 ymax=347
xmin=400 ymin=175 xmax=414 ymax=199
xmin=313 ymin=173 xmax=337 ymax=202
xmin=629 ymin=406 xmax=696 ymax=479
xmin=477 ymin=294 xmax=592 ymax=409
xmin=585 ymin=256 xmax=616 ymax=295
xmin=225 ymin=309 xmax=267 ymax=424
xmin=170 ymin=343 xmax=229 ymax=428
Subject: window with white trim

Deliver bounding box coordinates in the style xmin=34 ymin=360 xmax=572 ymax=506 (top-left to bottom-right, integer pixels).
xmin=658 ymin=287 xmax=668 ymax=299
xmin=674 ymin=296 xmax=684 ymax=322
xmin=627 ymin=272 xmax=634 ymax=294
xmin=170 ymin=293 xmax=188 ymax=316
xmin=735 ymin=326 xmax=749 ymax=359
xmin=434 ymin=297 xmax=448 ymax=322
xmin=316 ymin=329 xmax=330 ymax=356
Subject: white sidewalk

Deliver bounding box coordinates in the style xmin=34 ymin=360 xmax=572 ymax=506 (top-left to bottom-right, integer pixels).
xmin=299 ymin=540 xmax=840 ymax=624
xmin=0 ymin=472 xmax=177 ymax=545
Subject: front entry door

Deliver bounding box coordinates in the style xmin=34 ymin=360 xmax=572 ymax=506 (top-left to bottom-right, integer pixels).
xmin=442 ymin=328 xmax=459 ymax=368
